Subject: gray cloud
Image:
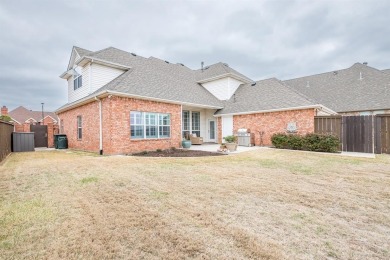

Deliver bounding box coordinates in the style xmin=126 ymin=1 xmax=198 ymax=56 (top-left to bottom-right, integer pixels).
xmin=0 ymin=0 xmax=389 ymax=111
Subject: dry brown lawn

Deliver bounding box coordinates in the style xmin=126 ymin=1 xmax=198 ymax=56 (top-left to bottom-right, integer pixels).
xmin=0 ymin=149 xmax=389 ymax=259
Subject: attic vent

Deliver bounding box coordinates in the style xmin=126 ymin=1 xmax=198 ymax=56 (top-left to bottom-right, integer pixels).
xmin=205 ymin=66 xmax=210 ymax=70
xmin=306 ymin=81 xmax=310 ymax=87
xmin=223 ymin=63 xmax=229 ymax=67
xmin=363 ymin=62 xmax=368 ymax=65
xmin=251 ymin=82 xmax=256 ymax=86
xmin=333 ymin=71 xmax=338 ymax=75
xmin=177 ymin=63 xmax=184 ymax=66
xmin=165 ymin=60 xmax=170 ymax=64
xmin=131 ymin=53 xmax=137 ymax=56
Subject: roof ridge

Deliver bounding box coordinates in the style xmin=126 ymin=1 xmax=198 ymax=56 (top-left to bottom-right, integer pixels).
xmin=284 ymin=63 xmax=362 ymax=82
xmin=280 ymin=80 xmax=319 ymax=104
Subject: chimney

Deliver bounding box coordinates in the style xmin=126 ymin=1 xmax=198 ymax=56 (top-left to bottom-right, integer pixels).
xmin=201 ymin=61 xmax=204 ymax=72
xmin=1 ymin=106 xmax=8 ymax=116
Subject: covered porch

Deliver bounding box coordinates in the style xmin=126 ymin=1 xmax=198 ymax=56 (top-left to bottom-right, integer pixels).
xmin=181 ymin=105 xmax=219 ymax=143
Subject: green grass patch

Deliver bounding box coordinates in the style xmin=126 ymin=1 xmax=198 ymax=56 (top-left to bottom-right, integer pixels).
xmin=150 ymin=190 xmax=169 ymax=200
xmin=80 ymin=176 xmax=98 ymax=184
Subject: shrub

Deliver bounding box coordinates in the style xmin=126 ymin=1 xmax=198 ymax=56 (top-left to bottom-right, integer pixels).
xmin=0 ymin=115 xmax=12 ymax=122
xmin=271 ymin=133 xmax=340 ymax=153
xmin=156 ymin=149 xmax=162 ymax=152
xmin=271 ymin=133 xmax=289 ymax=148
xmin=224 ymin=135 xmax=237 ymax=143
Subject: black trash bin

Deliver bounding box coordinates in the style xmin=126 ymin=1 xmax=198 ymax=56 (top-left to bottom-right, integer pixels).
xmin=57 ymin=135 xmax=68 ymax=149
xmin=54 ymin=134 xmax=67 ymax=149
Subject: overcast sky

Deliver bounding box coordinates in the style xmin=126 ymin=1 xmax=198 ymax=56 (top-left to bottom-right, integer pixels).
xmin=1 ymin=0 xmax=389 ymax=111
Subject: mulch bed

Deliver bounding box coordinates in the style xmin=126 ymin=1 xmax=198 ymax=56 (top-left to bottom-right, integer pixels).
xmin=132 ymin=149 xmax=226 ymax=157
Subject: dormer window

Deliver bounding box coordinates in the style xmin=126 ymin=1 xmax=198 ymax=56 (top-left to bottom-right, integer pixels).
xmin=73 ymin=75 xmax=82 ymax=90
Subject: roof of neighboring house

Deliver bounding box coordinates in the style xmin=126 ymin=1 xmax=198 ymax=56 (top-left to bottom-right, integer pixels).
xmin=215 ymin=78 xmax=325 ymax=115
xmin=195 ymin=62 xmax=253 ymax=83
xmin=9 ymin=106 xmax=57 ymax=125
xmin=284 ymin=63 xmax=390 ymax=113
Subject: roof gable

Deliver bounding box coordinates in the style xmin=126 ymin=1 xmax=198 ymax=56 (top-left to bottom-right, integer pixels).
xmin=215 ymin=78 xmax=321 ymax=115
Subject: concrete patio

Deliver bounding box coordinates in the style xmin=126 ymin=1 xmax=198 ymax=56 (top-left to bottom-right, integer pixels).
xmin=188 ymin=143 xmax=262 ymax=154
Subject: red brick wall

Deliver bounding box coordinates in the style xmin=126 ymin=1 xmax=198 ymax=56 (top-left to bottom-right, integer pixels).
xmin=102 ymin=96 xmax=182 ymax=155
xmin=57 ymin=101 xmax=100 ymax=152
xmin=58 ymin=96 xmax=182 ymax=155
xmin=218 ymin=109 xmax=315 ymax=146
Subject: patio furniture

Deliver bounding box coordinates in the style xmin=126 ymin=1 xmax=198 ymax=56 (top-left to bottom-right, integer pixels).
xmin=190 ymin=133 xmax=203 ymax=145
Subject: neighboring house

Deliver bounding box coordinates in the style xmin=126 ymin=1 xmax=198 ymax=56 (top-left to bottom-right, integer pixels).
xmin=284 ymin=63 xmax=390 ymax=115
xmin=57 ymin=46 xmax=335 ymax=155
xmin=1 ymin=106 xmax=59 ymax=147
xmin=4 ymin=106 xmax=58 ymax=132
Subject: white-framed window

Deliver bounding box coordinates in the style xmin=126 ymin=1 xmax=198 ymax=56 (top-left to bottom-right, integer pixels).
xmin=77 ymin=116 xmax=82 ymax=140
xmin=159 ymin=113 xmax=171 ymax=138
xmin=74 ymin=75 xmax=82 ymax=90
xmin=191 ymin=111 xmax=200 ymax=137
xmin=182 ymin=110 xmax=190 ymax=131
xmin=130 ymin=111 xmax=170 ymax=139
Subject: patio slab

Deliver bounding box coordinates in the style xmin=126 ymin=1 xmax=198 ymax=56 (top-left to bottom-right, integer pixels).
xmin=188 ymin=143 xmax=261 ymax=154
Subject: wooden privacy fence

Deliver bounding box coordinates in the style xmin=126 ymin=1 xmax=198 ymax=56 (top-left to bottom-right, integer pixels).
xmin=315 ymin=115 xmax=390 ymax=154
xmin=375 ymin=115 xmax=390 ymax=154
xmin=0 ymin=120 xmax=14 ymax=162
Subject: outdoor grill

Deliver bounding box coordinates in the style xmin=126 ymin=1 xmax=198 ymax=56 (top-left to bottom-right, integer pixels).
xmin=236 ymin=128 xmax=255 ymax=147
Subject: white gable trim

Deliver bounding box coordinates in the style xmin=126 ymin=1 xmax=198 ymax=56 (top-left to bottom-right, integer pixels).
xmin=25 ymin=117 xmax=37 ymax=123
xmin=39 ymin=115 xmax=58 ymax=123
xmin=197 ymin=73 xmax=252 ymax=84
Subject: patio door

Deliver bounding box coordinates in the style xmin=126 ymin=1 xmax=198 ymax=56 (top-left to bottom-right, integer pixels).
xmin=208 ymin=120 xmax=216 ymax=142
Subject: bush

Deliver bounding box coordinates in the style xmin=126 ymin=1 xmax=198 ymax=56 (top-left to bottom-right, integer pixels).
xmin=223 ymin=135 xmax=237 ymax=143
xmin=271 ymin=133 xmax=340 ymax=153
xmin=156 ymin=149 xmax=162 ymax=152
xmin=0 ymin=115 xmax=12 ymax=122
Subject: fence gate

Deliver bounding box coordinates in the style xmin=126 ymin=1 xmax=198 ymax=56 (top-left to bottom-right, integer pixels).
xmin=375 ymin=115 xmax=390 ymax=154
xmin=30 ymin=125 xmax=48 ymax=148
xmin=342 ymin=116 xmax=374 ymax=153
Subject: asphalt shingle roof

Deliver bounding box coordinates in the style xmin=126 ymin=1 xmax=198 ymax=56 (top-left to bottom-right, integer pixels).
xmin=195 ymin=62 xmax=253 ymax=83
xmin=9 ymin=106 xmax=57 ymax=124
xmin=65 ymin=47 xmax=225 ymax=108
xmin=284 ymin=63 xmax=390 ymax=112
xmin=95 ymin=54 xmax=224 ymax=107
xmin=215 ymin=78 xmax=316 ymax=115
xmin=74 ymin=46 xmax=93 ymax=58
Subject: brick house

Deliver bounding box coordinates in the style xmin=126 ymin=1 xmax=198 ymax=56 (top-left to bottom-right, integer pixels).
xmin=1 ymin=106 xmax=59 ymax=147
xmin=57 ymin=46 xmax=336 ymax=155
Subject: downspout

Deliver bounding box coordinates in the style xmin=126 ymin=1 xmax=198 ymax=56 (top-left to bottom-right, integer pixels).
xmin=95 ymin=96 xmax=103 ymax=155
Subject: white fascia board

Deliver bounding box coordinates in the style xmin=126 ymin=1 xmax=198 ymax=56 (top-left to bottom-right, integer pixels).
xmin=25 ymin=117 xmax=37 ymax=123
xmin=59 ymin=70 xmax=72 ymax=79
xmin=10 ymin=117 xmax=21 ymax=125
xmin=56 ymin=90 xmax=223 ymax=114
xmin=76 ymin=57 xmax=131 ymax=70
xmin=197 ymin=73 xmax=252 ymax=84
xmin=39 ymin=115 xmax=58 ymax=123
xmin=213 ymin=105 xmax=330 ymax=117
